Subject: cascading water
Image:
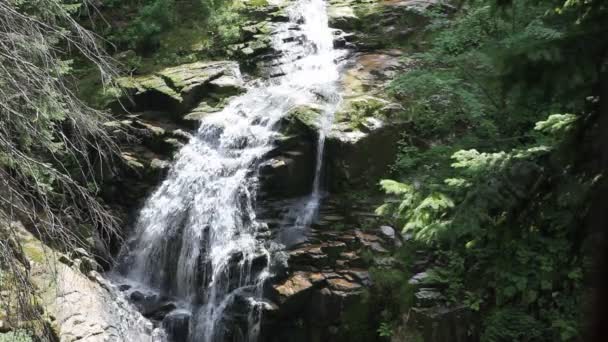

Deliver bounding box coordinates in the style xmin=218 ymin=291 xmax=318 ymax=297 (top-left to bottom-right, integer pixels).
xmin=115 ymin=0 xmax=344 ymax=340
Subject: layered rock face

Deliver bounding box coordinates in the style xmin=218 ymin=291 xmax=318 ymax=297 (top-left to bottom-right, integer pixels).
xmin=258 ymin=198 xmax=402 ymax=342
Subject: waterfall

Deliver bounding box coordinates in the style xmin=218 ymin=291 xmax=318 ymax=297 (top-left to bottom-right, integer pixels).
xmin=115 ymin=0 xmax=343 ymax=340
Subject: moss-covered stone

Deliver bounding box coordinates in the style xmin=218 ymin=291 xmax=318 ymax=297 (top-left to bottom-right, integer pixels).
xmin=116 ymin=61 xmax=241 ymax=114
xmin=335 ymin=96 xmax=390 ymax=130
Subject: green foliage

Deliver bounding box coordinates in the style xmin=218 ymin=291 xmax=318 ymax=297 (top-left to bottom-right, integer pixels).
xmin=381 ymin=111 xmax=589 ymax=340
xmin=482 ymin=308 xmax=543 ymax=341
xmin=126 ymin=0 xmax=176 ymax=50
xmin=389 ymin=69 xmax=492 ymax=138
xmin=378 ymin=0 xmax=607 ymax=338
xmin=102 ymin=0 xmax=246 ymax=56
xmin=377 ymin=322 xmax=394 ymax=337
xmin=534 ymin=113 xmax=577 ymax=135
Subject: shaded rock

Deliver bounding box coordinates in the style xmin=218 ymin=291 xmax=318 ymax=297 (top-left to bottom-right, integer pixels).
xmin=143 ymin=302 xmax=177 ymax=321
xmin=163 ymin=311 xmax=191 ymax=342
xmin=415 ymin=288 xmax=444 ymax=307
xmin=130 ymin=291 xmax=145 ymax=302
xmin=326 ymin=121 xmax=406 ymax=191
xmin=77 ymin=256 xmax=100 ymax=274
xmin=328 ymin=5 xmax=360 ymax=31
xmin=118 ymin=284 xmax=131 ymax=292
xmin=288 ymin=245 xmax=329 ymax=268
xmin=259 ymin=149 xmax=315 ymax=198
xmin=319 ymin=241 xmax=347 ymax=262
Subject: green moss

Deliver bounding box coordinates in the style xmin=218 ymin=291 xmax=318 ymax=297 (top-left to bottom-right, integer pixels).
xmin=335 ymin=96 xmax=387 ymax=130
xmin=21 ymin=242 xmax=46 ymax=264
xmin=287 ymin=105 xmax=323 ymax=131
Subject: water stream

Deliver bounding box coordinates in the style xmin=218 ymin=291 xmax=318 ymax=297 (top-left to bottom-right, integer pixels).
xmin=115 ymin=0 xmax=343 ymax=340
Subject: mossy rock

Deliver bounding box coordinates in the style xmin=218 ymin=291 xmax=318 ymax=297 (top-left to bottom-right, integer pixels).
xmin=335 ymin=96 xmax=389 ymax=130
xmin=115 ymin=61 xmax=241 ymax=115
xmin=287 ymin=105 xmax=322 ymax=131
xmin=328 ymin=4 xmax=362 ymax=31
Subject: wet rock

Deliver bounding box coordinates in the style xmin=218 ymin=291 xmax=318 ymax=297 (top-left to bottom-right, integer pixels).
xmin=181 ymin=100 xmax=224 ymax=130
xmin=143 ymin=302 xmax=178 ymax=321
xmin=163 ymin=311 xmax=191 ymax=342
xmin=414 ymin=288 xmax=444 ymax=307
xmin=320 ymin=241 xmax=347 ymax=260
xmin=355 ymin=229 xmax=381 ymax=244
xmin=118 ymin=284 xmax=131 ymax=292
xmin=130 ymin=291 xmax=145 ymax=302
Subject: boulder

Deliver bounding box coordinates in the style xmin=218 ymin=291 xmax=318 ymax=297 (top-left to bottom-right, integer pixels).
xmin=163 ymin=311 xmax=191 ymax=342
xmin=282 ymin=104 xmax=324 ymax=135
xmin=322 ymin=51 xmax=411 ymax=192
xmin=327 ymin=0 xmax=451 ymax=50
xmin=258 ymin=105 xmax=320 ymax=199
xmin=10 ymin=225 xmax=157 ymax=342
xmin=328 ymin=4 xmax=361 ymax=31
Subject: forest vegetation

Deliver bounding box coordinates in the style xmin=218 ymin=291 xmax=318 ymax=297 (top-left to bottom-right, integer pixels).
xmin=0 ymin=0 xmax=606 ymax=341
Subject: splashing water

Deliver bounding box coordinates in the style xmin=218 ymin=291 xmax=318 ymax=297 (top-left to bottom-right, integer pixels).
xmin=117 ymin=0 xmax=344 ymax=340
